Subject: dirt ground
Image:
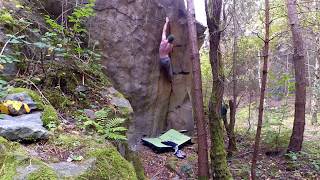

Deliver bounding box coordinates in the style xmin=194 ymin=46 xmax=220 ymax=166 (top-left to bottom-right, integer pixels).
xmin=139 ymin=120 xmax=320 ymax=180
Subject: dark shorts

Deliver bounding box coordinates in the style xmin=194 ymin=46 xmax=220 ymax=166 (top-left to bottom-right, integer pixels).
xmin=160 ymin=57 xmax=173 ymax=82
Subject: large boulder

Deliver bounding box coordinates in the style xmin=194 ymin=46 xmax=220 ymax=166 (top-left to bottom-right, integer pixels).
xmin=0 ymin=135 xmax=138 ymax=179
xmin=89 ymin=0 xmax=205 ymax=146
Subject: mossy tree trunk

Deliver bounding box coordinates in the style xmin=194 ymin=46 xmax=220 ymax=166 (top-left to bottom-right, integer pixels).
xmin=205 ymin=0 xmax=232 ymax=179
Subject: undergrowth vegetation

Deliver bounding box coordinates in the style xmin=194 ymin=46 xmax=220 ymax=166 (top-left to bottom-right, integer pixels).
xmin=0 ymin=0 xmax=109 ymax=110
xmin=75 ymin=108 xmax=128 ymax=141
xmin=0 ymin=0 xmax=127 ymax=140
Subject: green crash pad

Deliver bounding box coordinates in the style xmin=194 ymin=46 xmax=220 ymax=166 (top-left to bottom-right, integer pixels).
xmin=142 ymin=129 xmax=191 ymax=152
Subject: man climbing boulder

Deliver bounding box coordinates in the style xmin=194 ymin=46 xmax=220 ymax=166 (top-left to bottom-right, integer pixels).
xmin=159 ymin=17 xmax=175 ymax=82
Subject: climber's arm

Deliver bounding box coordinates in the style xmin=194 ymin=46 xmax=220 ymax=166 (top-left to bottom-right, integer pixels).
xmin=162 ymin=17 xmax=170 ymax=40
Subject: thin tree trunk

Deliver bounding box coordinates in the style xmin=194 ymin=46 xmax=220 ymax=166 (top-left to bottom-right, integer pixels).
xmin=205 ymin=0 xmax=232 ymax=179
xmin=286 ymin=0 xmax=307 ymax=153
xmin=186 ymin=0 xmax=209 ymax=178
xmin=228 ymin=100 xmax=237 ymax=157
xmin=227 ymin=0 xmax=238 ymax=157
xmin=307 ymin=51 xmax=312 ymax=114
xmin=251 ymin=0 xmax=270 ymax=179
xmin=222 ymin=107 xmax=230 ymax=134
xmin=311 ymin=38 xmax=320 ymax=125
xmin=247 ymin=91 xmax=252 ymax=133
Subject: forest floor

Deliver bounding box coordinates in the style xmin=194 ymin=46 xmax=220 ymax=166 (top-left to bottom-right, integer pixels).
xmin=139 ymin=115 xmax=320 ymax=180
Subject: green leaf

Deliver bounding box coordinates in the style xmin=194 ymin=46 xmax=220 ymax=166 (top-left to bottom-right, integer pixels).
xmin=109 ymin=127 xmax=127 ymax=132
xmin=71 ymin=155 xmax=83 ymax=161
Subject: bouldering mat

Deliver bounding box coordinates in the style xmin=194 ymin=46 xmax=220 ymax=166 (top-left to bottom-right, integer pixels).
xmin=141 ymin=129 xmax=191 ymax=152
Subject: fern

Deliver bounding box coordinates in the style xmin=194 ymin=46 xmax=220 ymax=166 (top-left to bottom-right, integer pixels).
xmin=79 ymin=108 xmax=128 ymax=141
xmin=105 ymin=117 xmax=126 ymax=129
xmin=103 ymin=133 xmax=127 ymax=141
xmin=95 ymin=108 xmax=111 ymax=122
xmin=103 ymin=117 xmax=127 ymax=141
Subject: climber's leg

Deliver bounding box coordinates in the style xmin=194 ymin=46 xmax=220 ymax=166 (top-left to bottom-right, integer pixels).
xmin=160 ymin=57 xmax=173 ymax=82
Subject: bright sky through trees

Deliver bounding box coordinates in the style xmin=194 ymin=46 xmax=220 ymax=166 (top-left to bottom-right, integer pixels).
xmin=185 ymin=0 xmax=207 ymax=25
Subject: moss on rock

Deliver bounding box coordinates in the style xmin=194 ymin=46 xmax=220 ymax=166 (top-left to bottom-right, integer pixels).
xmin=0 ymin=137 xmax=29 ymax=179
xmin=119 ymin=142 xmax=146 ymax=180
xmin=80 ymin=148 xmax=138 ymax=180
xmin=42 ymin=105 xmax=59 ymax=128
xmin=26 ymin=165 xmax=57 ymax=180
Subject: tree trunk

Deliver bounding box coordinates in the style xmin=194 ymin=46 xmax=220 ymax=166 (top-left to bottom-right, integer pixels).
xmin=228 ymin=100 xmax=237 ymax=157
xmin=311 ymin=38 xmax=320 ymax=125
xmin=286 ymin=0 xmax=307 ymax=153
xmin=205 ymin=0 xmax=232 ymax=179
xmin=251 ymin=0 xmax=270 ymax=179
xmin=222 ymin=105 xmax=230 ymax=134
xmin=227 ymin=0 xmax=238 ymax=157
xmin=186 ymin=0 xmax=209 ymax=178
xmin=247 ymin=91 xmax=252 ymax=133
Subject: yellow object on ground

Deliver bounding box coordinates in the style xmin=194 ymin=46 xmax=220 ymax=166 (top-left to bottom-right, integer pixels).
xmin=0 ymin=103 xmax=10 ymax=114
xmin=0 ymin=100 xmax=31 ymax=115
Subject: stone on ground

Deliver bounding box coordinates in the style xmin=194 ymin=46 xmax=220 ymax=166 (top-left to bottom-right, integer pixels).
xmin=4 ymin=93 xmax=38 ymax=111
xmin=48 ymin=159 xmax=96 ymax=178
xmin=0 ymin=112 xmax=49 ymax=141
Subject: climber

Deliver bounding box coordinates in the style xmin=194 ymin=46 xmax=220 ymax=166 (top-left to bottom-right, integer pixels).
xmin=159 ymin=17 xmax=175 ymax=82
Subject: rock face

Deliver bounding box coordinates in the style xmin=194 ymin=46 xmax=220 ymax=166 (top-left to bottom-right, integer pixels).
xmin=89 ymin=0 xmax=205 ymax=146
xmin=0 ymin=112 xmax=49 ymax=141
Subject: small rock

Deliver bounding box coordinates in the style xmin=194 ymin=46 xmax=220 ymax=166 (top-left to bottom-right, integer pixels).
xmin=0 ymin=144 xmax=6 ymax=152
xmin=4 ymin=93 xmax=38 ymax=111
xmin=83 ymin=109 xmax=96 ymax=119
xmin=75 ymin=85 xmax=88 ymax=93
xmin=0 ymin=112 xmax=49 ymax=141
xmin=110 ymin=97 xmax=132 ymax=109
xmin=180 ymin=163 xmax=193 ymax=175
xmin=99 ymin=90 xmax=110 ymax=98
xmin=49 ymin=158 xmax=96 ymax=178
xmin=15 ymin=165 xmax=40 ymax=180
